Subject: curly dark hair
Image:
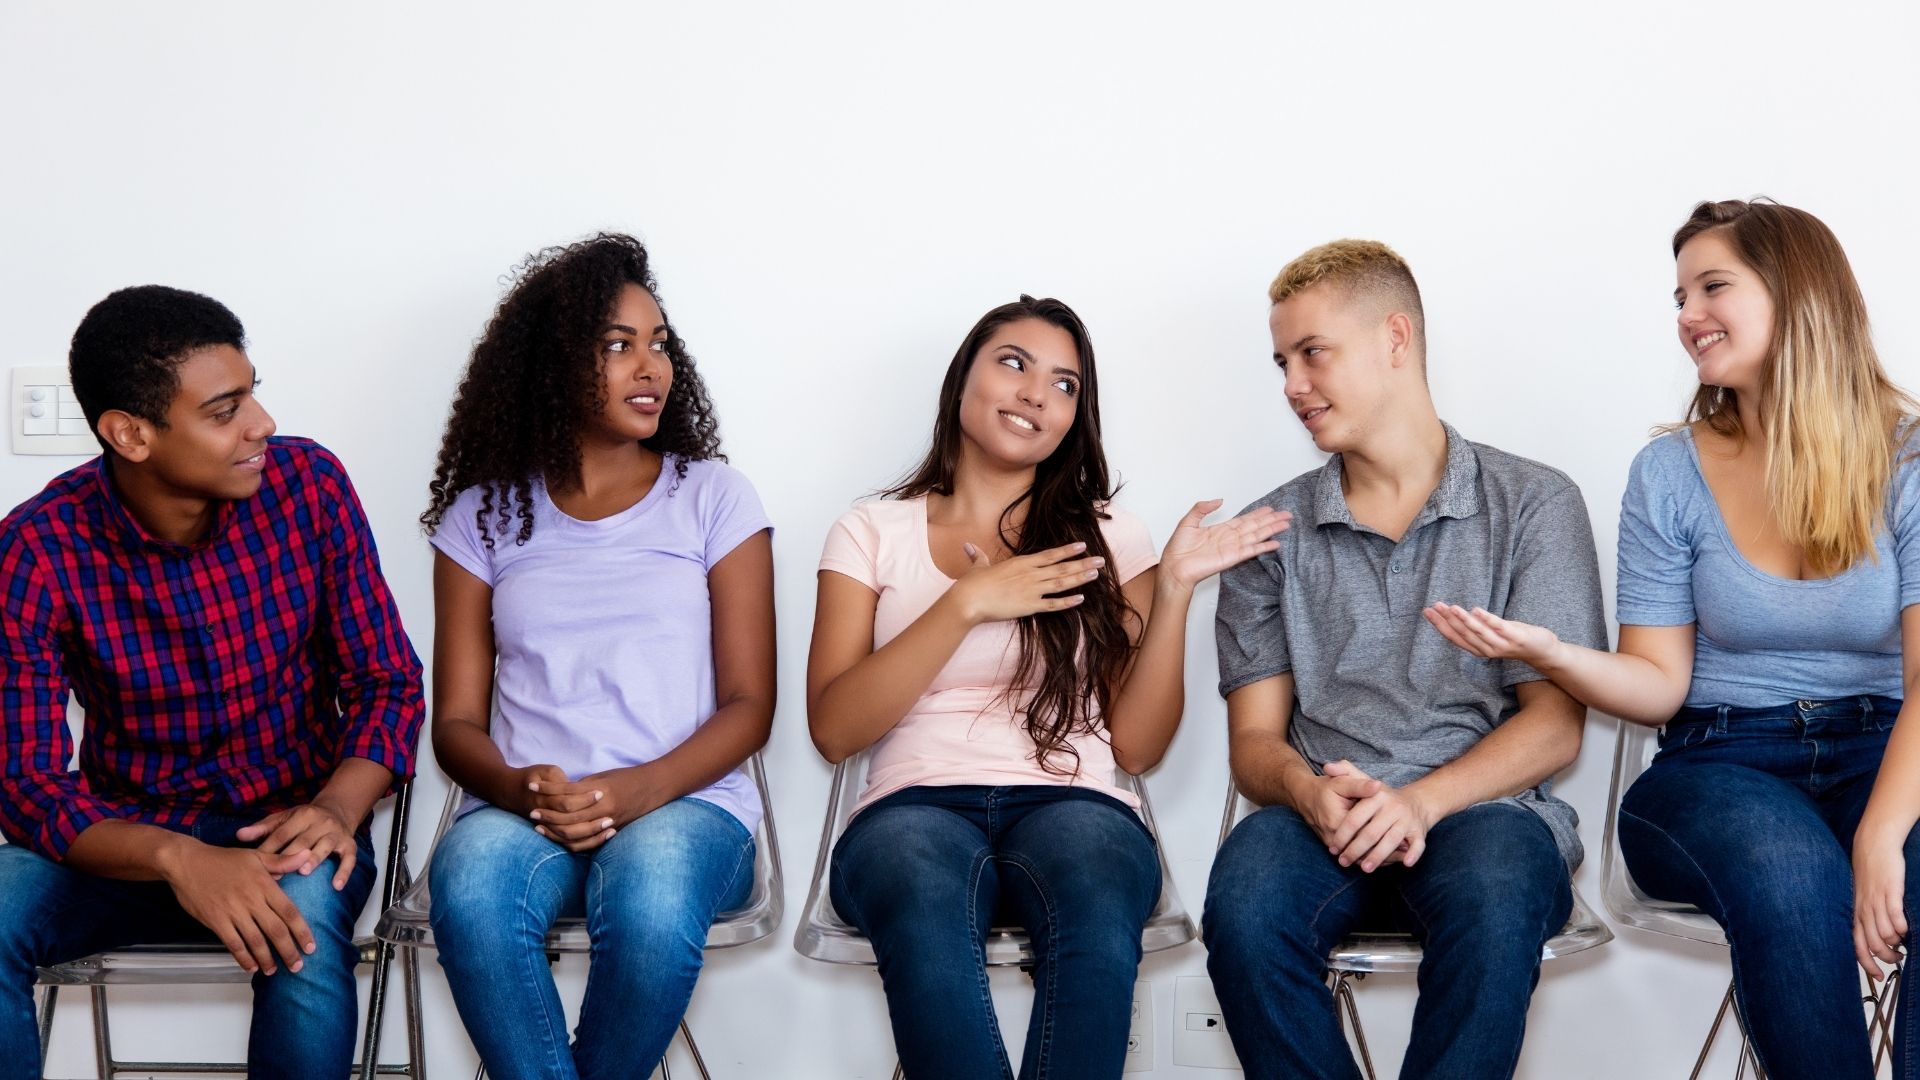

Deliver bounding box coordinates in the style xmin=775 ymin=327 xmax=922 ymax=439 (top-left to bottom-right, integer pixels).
xmin=422 ymin=233 xmax=724 ymax=546
xmin=68 ymin=285 xmax=247 ymax=452
xmin=884 ymin=295 xmax=1135 ymax=776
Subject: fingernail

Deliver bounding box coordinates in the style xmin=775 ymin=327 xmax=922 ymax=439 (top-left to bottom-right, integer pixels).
xmin=1091 ymin=557 xmax=1106 ymax=567
xmin=963 ymin=542 xmax=979 ymax=558
xmin=1073 ymin=542 xmax=1087 ymax=550
xmin=306 ymin=943 xmax=317 ymax=954
xmin=530 ymin=810 xmax=542 ymax=820
xmin=528 ymin=782 xmax=540 ymax=792
xmin=600 ymin=818 xmax=613 ymax=829
xmin=291 ymin=961 xmax=303 ymax=973
xmin=592 ymin=791 xmax=604 ymax=802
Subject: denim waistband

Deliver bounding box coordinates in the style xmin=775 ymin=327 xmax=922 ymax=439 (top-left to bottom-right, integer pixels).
xmin=1671 ymin=694 xmax=1903 ymax=727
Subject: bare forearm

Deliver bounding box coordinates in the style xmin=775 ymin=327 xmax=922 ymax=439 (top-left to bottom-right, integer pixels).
xmin=63 ymin=818 xmax=200 ymax=882
xmin=1230 ymin=730 xmax=1319 ymax=810
xmin=810 ymin=595 xmax=975 ymax=762
xmin=1858 ymin=686 xmax=1920 ymax=850
xmin=636 ymin=694 xmax=773 ymax=802
xmin=1107 ymin=578 xmax=1193 ymax=772
xmin=432 ymin=716 xmax=521 ymax=808
xmin=310 ymin=757 xmax=393 ymax=831
xmin=1405 ymin=706 xmax=1580 ymax=821
xmin=1532 ymin=641 xmax=1687 ymax=726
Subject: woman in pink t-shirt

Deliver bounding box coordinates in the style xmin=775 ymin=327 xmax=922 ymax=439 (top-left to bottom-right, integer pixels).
xmin=809 ymin=295 xmax=1290 ymax=1079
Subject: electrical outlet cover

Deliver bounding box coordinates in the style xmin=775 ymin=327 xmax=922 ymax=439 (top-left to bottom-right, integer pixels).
xmin=1124 ymin=978 xmax=1153 ymax=1073
xmin=1172 ymin=975 xmax=1242 ymax=1070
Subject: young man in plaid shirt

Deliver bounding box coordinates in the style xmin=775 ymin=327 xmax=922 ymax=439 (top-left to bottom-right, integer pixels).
xmin=0 ymin=286 xmax=425 ymax=1079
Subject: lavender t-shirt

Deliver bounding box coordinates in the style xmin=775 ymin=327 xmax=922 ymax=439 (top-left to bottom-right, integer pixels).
xmin=430 ymin=458 xmax=771 ymax=830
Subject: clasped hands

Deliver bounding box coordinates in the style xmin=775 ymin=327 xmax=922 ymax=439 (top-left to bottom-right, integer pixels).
xmin=511 ymin=762 xmax=670 ymax=852
xmin=1289 ymin=760 xmax=1439 ymax=873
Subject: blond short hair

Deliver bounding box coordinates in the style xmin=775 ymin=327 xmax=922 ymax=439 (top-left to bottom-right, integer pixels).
xmin=1269 ymin=239 xmax=1425 ymax=356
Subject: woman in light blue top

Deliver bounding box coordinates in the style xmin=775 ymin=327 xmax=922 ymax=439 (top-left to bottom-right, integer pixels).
xmin=419 ymin=234 xmax=775 ymax=1080
xmin=1427 ymin=199 xmax=1920 ymax=1079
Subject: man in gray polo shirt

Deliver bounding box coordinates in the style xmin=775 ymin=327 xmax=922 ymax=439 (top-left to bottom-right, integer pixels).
xmin=1202 ymin=239 xmax=1606 ymax=1080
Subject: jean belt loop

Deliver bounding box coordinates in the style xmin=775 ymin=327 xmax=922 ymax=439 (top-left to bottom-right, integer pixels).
xmin=1862 ymin=694 xmax=1876 ymax=718
xmin=1714 ymin=704 xmax=1730 ymax=735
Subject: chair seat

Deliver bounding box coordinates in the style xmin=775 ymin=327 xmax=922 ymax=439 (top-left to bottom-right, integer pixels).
xmin=36 ymin=938 xmax=391 ymax=987
xmin=1599 ymin=720 xmax=1732 ymax=948
xmin=1326 ymin=887 xmax=1614 ymax=974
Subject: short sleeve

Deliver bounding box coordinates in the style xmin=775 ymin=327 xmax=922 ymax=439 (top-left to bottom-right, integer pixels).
xmin=820 ymin=504 xmax=882 ymax=592
xmin=1892 ymin=430 xmax=1920 ymax=609
xmin=1215 ymin=522 xmax=1291 ymax=697
xmin=1099 ymin=506 xmax=1159 ymax=585
xmin=1499 ymin=482 xmax=1609 ymax=686
xmin=428 ymin=485 xmax=498 ymax=586
xmin=1615 ymin=439 xmax=1697 ymax=627
xmin=697 ymin=463 xmax=773 ymax=569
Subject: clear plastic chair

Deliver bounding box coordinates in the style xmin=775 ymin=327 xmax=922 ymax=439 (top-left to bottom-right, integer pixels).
xmin=793 ymin=753 xmax=1197 ymax=1078
xmin=375 ymin=755 xmax=783 ymax=1080
xmin=1217 ymin=782 xmax=1613 ymax=1080
xmin=1601 ymin=717 xmax=1900 ymax=1079
xmin=32 ymin=782 xmax=421 ymax=1079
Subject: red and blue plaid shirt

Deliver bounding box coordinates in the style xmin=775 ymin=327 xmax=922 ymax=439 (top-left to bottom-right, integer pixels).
xmin=0 ymin=437 xmax=424 ymax=860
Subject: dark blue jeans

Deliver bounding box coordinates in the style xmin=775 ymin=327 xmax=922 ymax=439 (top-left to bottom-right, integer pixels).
xmin=830 ymin=784 xmax=1161 ymax=1080
xmin=1620 ymin=694 xmax=1918 ymax=1080
xmin=0 ymin=813 xmax=377 ymax=1080
xmin=1204 ymin=800 xmax=1572 ymax=1080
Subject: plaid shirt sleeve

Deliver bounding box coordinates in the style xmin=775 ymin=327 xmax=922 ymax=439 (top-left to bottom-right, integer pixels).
xmin=0 ymin=536 xmax=122 ymax=860
xmin=312 ymin=452 xmax=425 ymax=784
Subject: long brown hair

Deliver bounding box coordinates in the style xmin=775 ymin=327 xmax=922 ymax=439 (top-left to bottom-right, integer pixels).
xmin=1672 ymin=199 xmax=1915 ymax=575
xmin=884 ymin=295 xmax=1136 ymax=775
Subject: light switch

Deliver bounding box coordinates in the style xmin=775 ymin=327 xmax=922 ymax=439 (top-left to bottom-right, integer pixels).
xmin=12 ymin=367 xmax=98 ymax=456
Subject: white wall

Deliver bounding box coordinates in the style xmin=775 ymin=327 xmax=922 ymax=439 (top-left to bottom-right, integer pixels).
xmin=4 ymin=1 xmax=1917 ymax=1075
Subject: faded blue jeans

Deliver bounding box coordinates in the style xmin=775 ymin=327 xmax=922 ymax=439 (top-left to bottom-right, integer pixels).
xmin=0 ymin=813 xmax=376 ymax=1080
xmin=1621 ymin=694 xmax=1918 ymax=1080
xmin=829 ymin=784 xmax=1161 ymax=1080
xmin=1204 ymin=800 xmax=1572 ymax=1080
xmin=428 ymin=798 xmax=753 ymax=1080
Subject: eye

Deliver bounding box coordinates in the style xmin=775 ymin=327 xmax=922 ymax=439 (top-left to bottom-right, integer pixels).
xmin=604 ymin=339 xmax=630 ymax=354
xmin=650 ymin=338 xmax=668 ymax=354
xmin=1703 ymin=281 xmax=1727 ymax=294
xmin=1303 ymin=347 xmax=1324 ymax=359
xmin=1052 ymin=377 xmax=1078 ymax=396
xmin=1274 ymin=358 xmax=1289 ymax=373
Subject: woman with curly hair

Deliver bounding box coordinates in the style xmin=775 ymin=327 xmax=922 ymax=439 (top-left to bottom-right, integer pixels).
xmin=420 ymin=233 xmax=774 ymax=1080
xmin=808 ymin=295 xmax=1289 ymax=1079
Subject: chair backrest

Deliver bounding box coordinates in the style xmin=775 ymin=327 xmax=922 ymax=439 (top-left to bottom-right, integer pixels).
xmin=793 ymin=752 xmax=1196 ymax=965
xmin=375 ymin=754 xmax=783 ymax=952
xmin=1598 ymin=718 xmax=1727 ymax=944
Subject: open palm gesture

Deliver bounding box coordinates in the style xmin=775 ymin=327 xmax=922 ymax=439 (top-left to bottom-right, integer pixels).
xmin=1160 ymin=500 xmax=1292 ymax=589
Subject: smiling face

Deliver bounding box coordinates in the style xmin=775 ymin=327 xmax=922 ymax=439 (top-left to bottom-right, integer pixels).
xmin=125 ymin=344 xmax=278 ymax=502
xmin=955 ymin=317 xmax=1083 ymax=469
xmin=1269 ymin=282 xmax=1408 ymax=454
xmin=586 ymin=282 xmax=674 ymax=444
xmin=1675 ymin=229 xmax=1775 ymax=397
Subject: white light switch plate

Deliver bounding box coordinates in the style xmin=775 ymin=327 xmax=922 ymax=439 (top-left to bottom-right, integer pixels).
xmin=1172 ymin=975 xmax=1243 ymax=1070
xmin=11 ymin=366 xmax=97 ymax=456
xmin=1124 ymin=978 xmax=1153 ymax=1072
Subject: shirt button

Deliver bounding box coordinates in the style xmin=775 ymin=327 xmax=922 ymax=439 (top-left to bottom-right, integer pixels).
xmin=1390 ymin=565 xmax=1401 ymax=574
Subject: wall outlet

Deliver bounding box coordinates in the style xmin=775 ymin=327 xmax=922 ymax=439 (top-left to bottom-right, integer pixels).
xmin=1123 ymin=978 xmax=1153 ymax=1072
xmin=1172 ymin=975 xmax=1242 ymax=1070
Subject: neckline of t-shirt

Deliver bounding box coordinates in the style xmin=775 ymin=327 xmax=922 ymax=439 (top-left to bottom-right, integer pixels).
xmin=912 ymin=496 xmax=961 ymax=584
xmin=1677 ymin=428 xmax=1860 ymax=590
xmin=537 ymin=455 xmax=678 ymax=531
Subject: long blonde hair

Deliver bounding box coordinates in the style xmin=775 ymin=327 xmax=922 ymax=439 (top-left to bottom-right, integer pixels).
xmin=1672 ymin=199 xmax=1916 ymax=575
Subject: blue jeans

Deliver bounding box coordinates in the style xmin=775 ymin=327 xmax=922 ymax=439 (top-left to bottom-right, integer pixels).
xmin=1204 ymin=800 xmax=1572 ymax=1080
xmin=0 ymin=814 xmax=376 ymax=1080
xmin=1620 ymin=695 xmax=1917 ymax=1080
xmin=829 ymin=785 xmax=1161 ymax=1080
xmin=428 ymin=799 xmax=753 ymax=1080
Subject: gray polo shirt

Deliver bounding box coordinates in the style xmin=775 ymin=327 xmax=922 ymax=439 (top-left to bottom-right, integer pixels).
xmin=1215 ymin=423 xmax=1607 ymax=869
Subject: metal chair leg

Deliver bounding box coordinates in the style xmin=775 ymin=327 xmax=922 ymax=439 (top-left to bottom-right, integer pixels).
xmin=360 ymin=940 xmax=393 ymax=1080
xmin=890 ymin=1063 xmax=903 ymax=1080
xmin=36 ymin=985 xmax=57 ymax=1071
xmin=1690 ymin=982 xmax=1739 ymax=1080
xmin=404 ymin=944 xmax=428 ymax=1080
xmin=1869 ymin=965 xmax=1901 ymax=1076
xmin=675 ymin=1018 xmax=713 ymax=1080
xmin=1330 ymin=972 xmax=1378 ymax=1080
xmin=89 ymin=985 xmax=114 ymax=1079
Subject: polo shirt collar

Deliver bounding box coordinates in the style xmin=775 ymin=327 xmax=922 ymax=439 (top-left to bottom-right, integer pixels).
xmin=1312 ymin=421 xmax=1483 ymax=531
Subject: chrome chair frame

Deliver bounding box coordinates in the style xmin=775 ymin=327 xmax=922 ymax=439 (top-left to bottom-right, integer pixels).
xmin=1216 ymin=783 xmax=1613 ymax=1080
xmin=793 ymin=754 xmax=1197 ymax=1079
xmin=32 ymin=781 xmax=421 ymax=1079
xmin=1601 ymin=718 xmax=1900 ymax=1079
xmin=375 ymin=754 xmax=783 ymax=1080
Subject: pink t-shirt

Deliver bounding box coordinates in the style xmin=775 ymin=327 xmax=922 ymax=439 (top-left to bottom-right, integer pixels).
xmin=818 ymin=496 xmax=1159 ymax=815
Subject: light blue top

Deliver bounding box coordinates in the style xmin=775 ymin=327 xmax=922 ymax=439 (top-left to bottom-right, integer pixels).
xmin=430 ymin=457 xmax=772 ymax=829
xmin=1615 ymin=427 xmax=1920 ymax=708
